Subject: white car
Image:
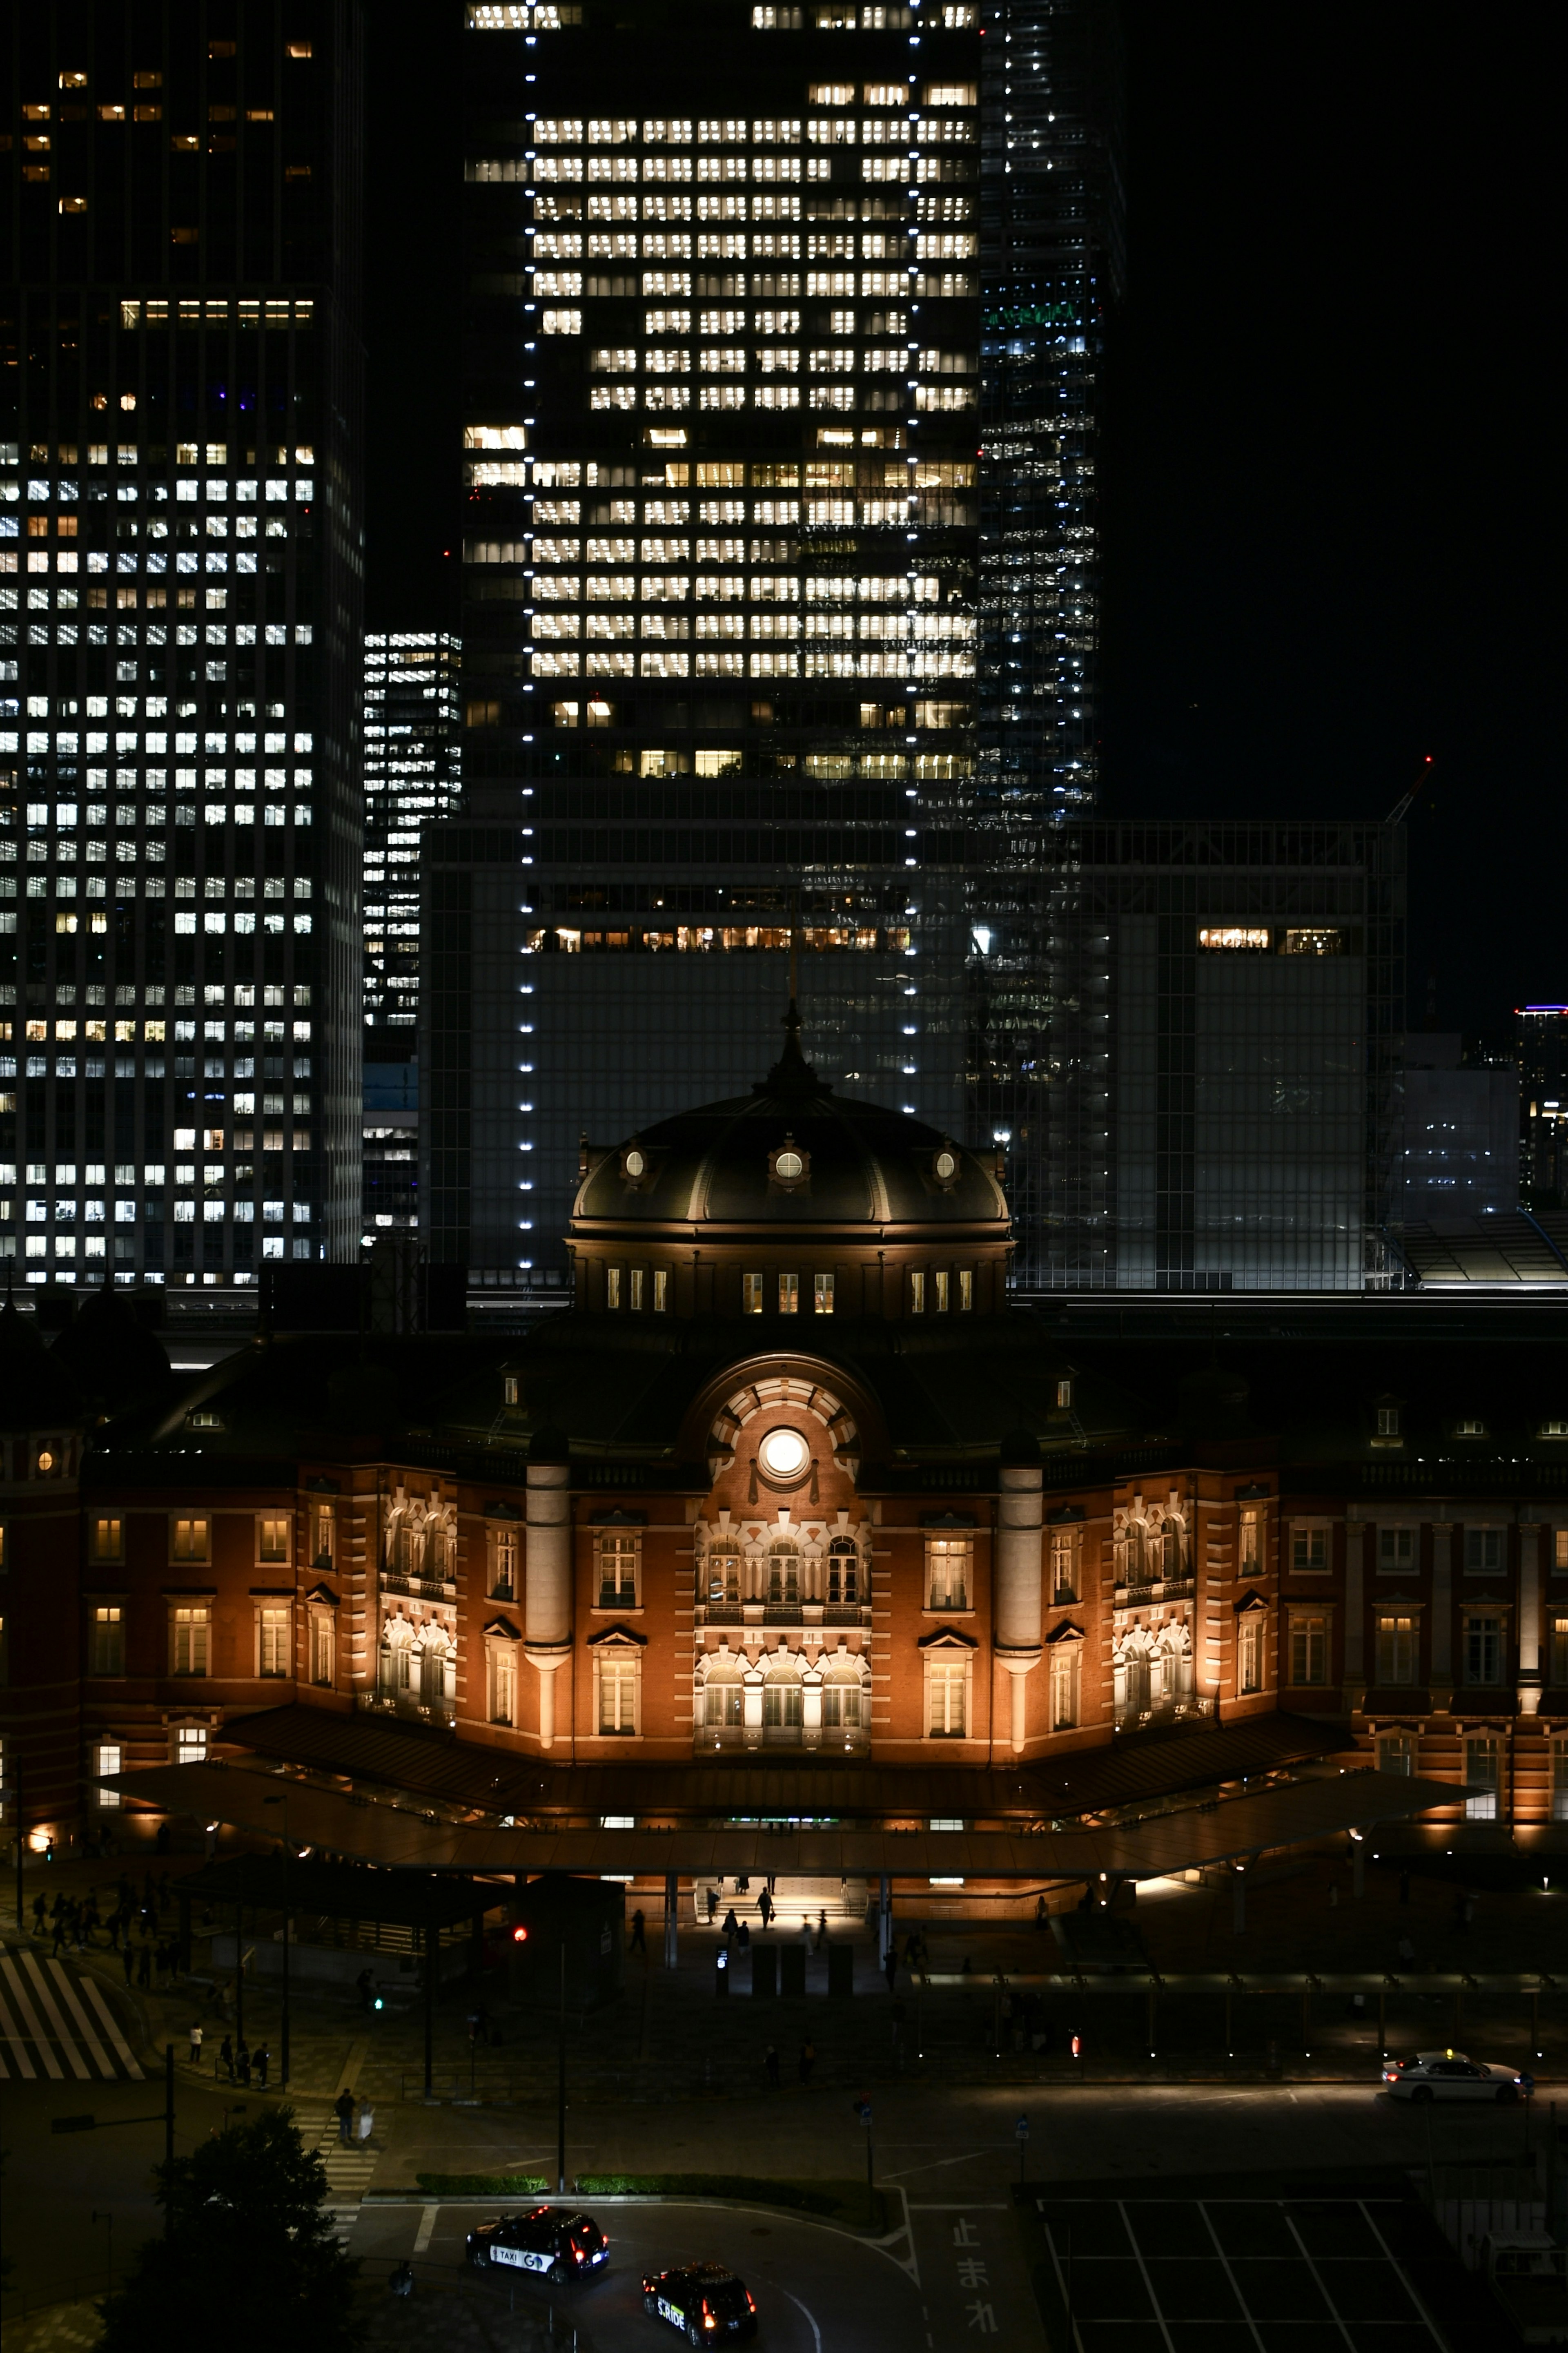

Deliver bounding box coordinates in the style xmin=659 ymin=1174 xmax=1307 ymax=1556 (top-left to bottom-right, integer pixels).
xmin=1382 ymin=2049 xmax=1533 ymax=2104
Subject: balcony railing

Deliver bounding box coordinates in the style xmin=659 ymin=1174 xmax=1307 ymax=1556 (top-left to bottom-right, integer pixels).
xmin=1115 ymin=1576 xmax=1196 ymax=1610
xmin=380 ymin=1566 xmax=457 ymax=1603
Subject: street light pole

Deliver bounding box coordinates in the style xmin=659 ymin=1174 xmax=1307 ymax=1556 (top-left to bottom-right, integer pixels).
xmin=556 ymin=1937 xmax=568 ymax=2196
xmin=262 ymin=1793 xmax=292 ymax=2088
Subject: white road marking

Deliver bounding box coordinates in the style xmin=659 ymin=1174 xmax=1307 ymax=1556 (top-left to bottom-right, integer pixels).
xmin=20 ymin=1953 xmax=91 ymax=2080
xmin=0 ymin=1955 xmax=62 ymax=2080
xmin=46 ymin=1960 xmax=114 ymax=2075
xmin=780 ymin=2284 xmax=823 ymax=2353
xmin=412 ymin=2205 xmax=437 ymax=2255
xmin=78 ymin=1975 xmax=144 ymax=2079
xmin=883 ymin=2149 xmax=994 ymax=2182
xmin=0 ymin=1976 xmax=36 ymax=2079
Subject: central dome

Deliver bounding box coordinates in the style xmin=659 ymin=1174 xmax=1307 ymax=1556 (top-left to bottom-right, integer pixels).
xmin=568 ymin=1007 xmax=1012 ymax=1321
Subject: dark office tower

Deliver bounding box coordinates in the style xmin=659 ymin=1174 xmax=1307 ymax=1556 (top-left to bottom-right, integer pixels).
xmin=0 ymin=4 xmax=364 ymax=1292
xmin=1034 ymin=823 xmax=1405 ymax=1292
xmin=443 ymin=0 xmax=993 ymax=1286
xmin=362 ymin=630 xmax=461 ymax=1243
xmin=1518 ymin=1006 xmax=1568 ymax=1212
xmin=971 ymin=0 xmax=1123 ymax=1267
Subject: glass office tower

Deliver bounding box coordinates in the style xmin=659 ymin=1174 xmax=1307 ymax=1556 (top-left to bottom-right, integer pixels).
xmin=436 ymin=0 xmax=1123 ymax=1287
xmin=1518 ymin=1006 xmax=1568 ymax=1213
xmin=362 ymin=630 xmax=461 ymax=1241
xmin=0 ymin=2 xmax=363 ymax=1287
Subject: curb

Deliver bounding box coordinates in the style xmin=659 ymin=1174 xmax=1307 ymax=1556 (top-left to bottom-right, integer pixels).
xmin=361 ymin=2189 xmax=902 ymax=2243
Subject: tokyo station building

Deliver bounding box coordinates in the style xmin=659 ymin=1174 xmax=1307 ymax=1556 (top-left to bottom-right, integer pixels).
xmin=6 ymin=1019 xmax=1568 ymax=1884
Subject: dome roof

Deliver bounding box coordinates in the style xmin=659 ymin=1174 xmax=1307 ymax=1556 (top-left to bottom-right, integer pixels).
xmin=49 ymin=1287 xmax=171 ymax=1418
xmin=0 ymin=1291 xmax=85 ymax=1432
xmin=573 ymin=1007 xmax=1008 ymax=1238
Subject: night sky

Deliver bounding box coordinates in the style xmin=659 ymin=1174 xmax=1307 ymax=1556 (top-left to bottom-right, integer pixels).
xmin=364 ymin=3 xmax=1561 ymax=1047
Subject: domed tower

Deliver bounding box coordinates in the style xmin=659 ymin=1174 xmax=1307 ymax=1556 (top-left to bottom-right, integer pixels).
xmin=569 ymin=1006 xmax=1011 ymax=1323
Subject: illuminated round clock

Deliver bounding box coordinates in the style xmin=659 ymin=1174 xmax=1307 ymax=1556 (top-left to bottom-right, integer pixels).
xmin=624 ymin=1148 xmax=646 ymax=1179
xmin=774 ymin=1147 xmax=804 ymax=1181
xmin=934 ymin=1147 xmax=958 ymax=1182
xmin=758 ymin=1427 xmax=809 ymax=1481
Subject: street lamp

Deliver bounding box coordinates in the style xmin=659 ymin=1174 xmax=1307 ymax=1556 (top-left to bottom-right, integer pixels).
xmin=261 ymin=1793 xmax=292 ymax=2087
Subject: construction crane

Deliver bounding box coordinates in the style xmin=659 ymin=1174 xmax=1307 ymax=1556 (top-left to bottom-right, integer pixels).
xmin=1385 ymin=755 xmax=1434 ymax=825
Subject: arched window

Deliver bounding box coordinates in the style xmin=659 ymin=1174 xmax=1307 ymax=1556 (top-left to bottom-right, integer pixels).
xmin=708 ymin=1546 xmax=740 ymax=1604
xmin=1114 ymin=1624 xmax=1155 ymax=1727
xmin=379 ymin=1615 xmax=414 ymax=1697
xmin=1159 ymin=1517 xmax=1184 ymax=1579
xmin=820 ymin=1663 xmax=865 ymax=1732
xmin=700 ymin=1654 xmax=745 ymax=1737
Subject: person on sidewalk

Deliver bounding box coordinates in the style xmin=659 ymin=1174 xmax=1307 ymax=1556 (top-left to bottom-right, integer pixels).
xmin=355 ymin=1967 xmax=374 ymax=2012
xmin=31 ymin=1892 xmax=47 ymax=1936
xmin=630 ymin=1908 xmax=646 ymax=1956
xmin=705 ymin=1887 xmax=719 ymax=1924
xmin=764 ymin=2043 xmax=780 ymax=2088
xmin=253 ymin=2044 xmax=270 ymax=2090
xmin=334 ymin=2088 xmax=356 ymax=2146
xmin=737 ymin=1920 xmax=751 ymax=1954
xmin=51 ymin=1913 xmax=67 ymax=1958
xmin=758 ymin=1887 xmax=775 ymax=1931
xmin=219 ymin=2034 xmax=235 ymax=2083
xmin=722 ymin=1907 xmax=739 ymax=1946
xmin=189 ymin=2021 xmax=204 ymax=2067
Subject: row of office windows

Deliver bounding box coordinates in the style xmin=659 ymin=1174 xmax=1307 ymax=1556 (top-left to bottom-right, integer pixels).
xmin=1375 ymin=1734 xmax=1568 ymax=1822
xmin=1287 ymin=1609 xmax=1527 ymax=1688
xmin=1289 ymin=1523 xmax=1568 ymax=1573
xmin=69 ymin=1509 xmax=335 ymax=1566
xmin=87 ymin=1599 xmax=334 ymax=1683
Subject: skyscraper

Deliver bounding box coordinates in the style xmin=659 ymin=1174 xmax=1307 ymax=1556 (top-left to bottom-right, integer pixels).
xmin=1518 ymin=1006 xmax=1568 ymax=1213
xmin=361 ymin=629 xmax=461 ymax=1241
xmin=434 ymin=0 xmax=1124 ymax=1288
xmin=1 ymin=2 xmax=364 ymax=1288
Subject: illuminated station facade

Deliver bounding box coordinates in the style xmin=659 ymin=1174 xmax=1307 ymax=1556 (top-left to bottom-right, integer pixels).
xmin=6 ymin=1019 xmax=1568 ymax=1895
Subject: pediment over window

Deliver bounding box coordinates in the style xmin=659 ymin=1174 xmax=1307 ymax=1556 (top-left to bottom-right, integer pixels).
xmin=918 ymin=1626 xmax=977 ymax=1652
xmin=587 ymin=1623 xmax=648 ymax=1648
xmin=1045 ymin=1619 xmax=1084 ymax=1646
xmin=483 ymin=1616 xmax=522 ymax=1642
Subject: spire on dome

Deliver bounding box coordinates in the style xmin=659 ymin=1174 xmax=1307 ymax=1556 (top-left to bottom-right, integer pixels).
xmin=762 ymin=998 xmax=826 ymax=1097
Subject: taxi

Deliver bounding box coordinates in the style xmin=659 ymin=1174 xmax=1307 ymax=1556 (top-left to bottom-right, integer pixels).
xmin=641 ymin=2260 xmax=758 ymax=2342
xmin=1381 ymin=2049 xmax=1534 ymax=2104
xmin=466 ymin=2206 xmax=609 ymax=2280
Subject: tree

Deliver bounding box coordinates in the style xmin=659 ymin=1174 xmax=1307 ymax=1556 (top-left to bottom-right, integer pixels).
xmin=98 ymin=2109 xmax=361 ymax=2352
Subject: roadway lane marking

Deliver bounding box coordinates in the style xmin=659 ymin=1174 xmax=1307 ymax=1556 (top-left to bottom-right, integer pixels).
xmin=884 ymin=2149 xmax=994 ymax=2182
xmin=0 ymin=1956 xmax=62 ymax=2080
xmin=78 ymin=1974 xmax=143 ymax=2079
xmin=906 ymin=2203 xmax=1008 ymax=2210
xmin=0 ymin=1976 xmax=35 ymax=2079
xmin=21 ymin=1952 xmax=91 ymax=2079
xmin=46 ymin=1960 xmax=114 ymax=2076
xmin=779 ymin=2284 xmax=822 ymax=2353
xmin=412 ymin=2206 xmax=437 ymax=2255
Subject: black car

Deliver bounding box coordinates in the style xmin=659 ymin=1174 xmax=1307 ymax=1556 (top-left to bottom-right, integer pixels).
xmin=466 ymin=2206 xmax=609 ymax=2281
xmin=642 ymin=2262 xmax=757 ymax=2342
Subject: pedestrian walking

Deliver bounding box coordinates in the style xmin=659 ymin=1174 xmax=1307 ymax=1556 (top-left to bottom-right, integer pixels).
xmin=722 ymin=1907 xmax=739 ymax=1945
xmin=816 ymin=1909 xmax=829 ymax=1953
xmin=630 ymin=1908 xmax=646 ymax=1955
xmin=219 ymin=2034 xmax=235 ymax=2083
xmin=798 ymin=2038 xmax=816 ymax=2086
xmin=254 ymin=2043 xmax=270 ymax=2090
xmin=705 ymin=1887 xmax=719 ymax=1924
xmin=51 ymin=1914 xmax=66 ymax=1957
xmin=766 ymin=1873 xmax=777 ymax=1896
xmin=1035 ymin=1895 xmax=1048 ymax=1931
xmin=758 ymin=1888 xmax=774 ymax=1931
xmin=356 ymin=1967 xmax=374 ymax=2011
xmin=189 ymin=2021 xmax=204 ymax=2067
xmin=764 ymin=2043 xmax=780 ymax=2088
xmin=334 ymin=2088 xmax=356 ymax=2146
xmin=737 ymin=1920 xmax=751 ymax=1953
xmin=31 ymin=1892 xmax=47 ymax=1935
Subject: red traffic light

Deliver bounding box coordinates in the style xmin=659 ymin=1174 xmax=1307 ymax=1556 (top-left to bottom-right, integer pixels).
xmin=511 ymin=1925 xmax=528 ymax=1943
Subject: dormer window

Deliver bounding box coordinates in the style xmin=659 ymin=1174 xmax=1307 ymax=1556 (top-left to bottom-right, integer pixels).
xmin=1376 ymin=1406 xmax=1400 ymax=1438
xmin=769 ymin=1134 xmax=808 ymax=1186
xmin=1542 ymin=1419 xmax=1568 ymax=1440
xmin=503 ymin=1375 xmax=519 ymax=1405
xmin=1056 ymin=1378 xmax=1073 ymax=1410
xmin=1454 ymin=1418 xmax=1485 ymax=1437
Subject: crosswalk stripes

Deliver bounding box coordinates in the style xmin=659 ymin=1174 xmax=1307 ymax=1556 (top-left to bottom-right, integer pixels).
xmin=0 ymin=1945 xmax=144 ymax=2081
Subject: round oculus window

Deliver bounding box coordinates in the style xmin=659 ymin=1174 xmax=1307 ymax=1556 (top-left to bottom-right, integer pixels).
xmin=934 ymin=1149 xmax=958 ymax=1181
xmin=759 ymin=1426 xmax=810 ymax=1480
xmin=624 ymin=1148 xmax=646 ymax=1179
xmin=774 ymin=1148 xmax=804 ymax=1181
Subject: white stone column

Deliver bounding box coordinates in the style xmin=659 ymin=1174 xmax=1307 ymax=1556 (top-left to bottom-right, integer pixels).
xmin=1519 ymin=1519 xmax=1543 ymax=1715
xmin=1343 ymin=1519 xmax=1365 ymax=1707
xmin=1430 ymin=1517 xmax=1453 ymax=1710
xmin=995 ymin=1439 xmax=1044 ymax=1754
xmin=524 ymin=1436 xmax=573 ymax=1750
